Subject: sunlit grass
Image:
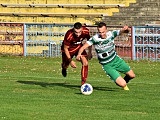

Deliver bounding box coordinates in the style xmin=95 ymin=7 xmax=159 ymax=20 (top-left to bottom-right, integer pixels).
xmin=0 ymin=56 xmax=160 ymax=120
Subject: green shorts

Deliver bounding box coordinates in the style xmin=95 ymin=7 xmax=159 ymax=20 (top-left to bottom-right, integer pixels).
xmin=102 ymin=55 xmax=131 ymax=82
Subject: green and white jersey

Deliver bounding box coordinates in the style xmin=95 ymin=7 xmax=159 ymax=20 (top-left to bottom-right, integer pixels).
xmin=87 ymin=30 xmax=120 ymax=64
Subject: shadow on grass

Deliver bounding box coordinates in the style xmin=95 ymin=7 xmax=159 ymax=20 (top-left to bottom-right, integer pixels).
xmin=17 ymin=80 xmax=119 ymax=92
xmin=17 ymin=80 xmax=79 ymax=88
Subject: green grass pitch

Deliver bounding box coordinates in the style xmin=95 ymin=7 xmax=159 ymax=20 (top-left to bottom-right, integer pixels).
xmin=0 ymin=56 xmax=160 ymax=120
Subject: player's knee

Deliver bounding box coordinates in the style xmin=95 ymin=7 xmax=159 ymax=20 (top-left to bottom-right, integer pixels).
xmin=130 ymin=73 xmax=135 ymax=79
xmin=83 ymin=61 xmax=88 ymax=66
xmin=81 ymin=59 xmax=88 ymax=66
xmin=127 ymin=70 xmax=135 ymax=79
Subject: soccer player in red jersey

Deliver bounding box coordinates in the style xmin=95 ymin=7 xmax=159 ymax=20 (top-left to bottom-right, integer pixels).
xmin=61 ymin=22 xmax=92 ymax=85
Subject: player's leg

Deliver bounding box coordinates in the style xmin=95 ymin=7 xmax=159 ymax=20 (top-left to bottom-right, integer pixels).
xmin=115 ymin=56 xmax=135 ymax=83
xmin=79 ymin=51 xmax=88 ymax=85
xmin=115 ymin=76 xmax=129 ymax=90
xmin=61 ymin=52 xmax=70 ymax=77
xmin=124 ymin=70 xmax=135 ymax=83
xmin=102 ymin=63 xmax=129 ymax=90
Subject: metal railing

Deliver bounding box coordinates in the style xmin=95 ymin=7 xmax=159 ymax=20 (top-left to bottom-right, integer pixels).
xmin=1 ymin=22 xmax=160 ymax=61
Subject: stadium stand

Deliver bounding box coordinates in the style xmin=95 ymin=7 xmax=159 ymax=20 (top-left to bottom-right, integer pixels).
xmin=103 ymin=0 xmax=160 ymax=26
xmin=0 ymin=0 xmax=136 ymax=24
xmin=0 ymin=0 xmax=159 ymax=25
xmin=0 ymin=23 xmax=23 ymax=55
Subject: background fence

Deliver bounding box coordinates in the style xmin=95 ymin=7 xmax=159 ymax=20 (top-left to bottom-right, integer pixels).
xmin=23 ymin=23 xmax=73 ymax=57
xmin=132 ymin=26 xmax=160 ymax=61
xmin=0 ymin=22 xmax=160 ymax=61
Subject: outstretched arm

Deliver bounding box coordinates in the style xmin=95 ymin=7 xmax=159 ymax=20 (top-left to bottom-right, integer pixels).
xmin=119 ymin=25 xmax=130 ymax=35
xmin=76 ymin=42 xmax=90 ymax=61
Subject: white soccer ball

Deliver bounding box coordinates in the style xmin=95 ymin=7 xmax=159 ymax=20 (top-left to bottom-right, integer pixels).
xmin=81 ymin=83 xmax=93 ymax=95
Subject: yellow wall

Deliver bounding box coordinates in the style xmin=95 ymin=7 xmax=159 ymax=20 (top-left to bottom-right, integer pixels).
xmin=0 ymin=23 xmax=24 ymax=55
xmin=0 ymin=45 xmax=23 ymax=54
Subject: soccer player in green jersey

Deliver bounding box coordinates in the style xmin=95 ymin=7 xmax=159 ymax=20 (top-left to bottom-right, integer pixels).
xmin=76 ymin=22 xmax=135 ymax=90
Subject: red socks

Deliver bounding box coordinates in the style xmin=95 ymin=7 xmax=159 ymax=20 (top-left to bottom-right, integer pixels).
xmin=81 ymin=65 xmax=88 ymax=85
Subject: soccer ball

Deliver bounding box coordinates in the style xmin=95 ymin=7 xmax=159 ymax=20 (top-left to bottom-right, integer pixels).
xmin=81 ymin=83 xmax=93 ymax=95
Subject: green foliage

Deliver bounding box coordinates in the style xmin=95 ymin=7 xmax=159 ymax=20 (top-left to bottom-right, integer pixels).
xmin=0 ymin=56 xmax=160 ymax=120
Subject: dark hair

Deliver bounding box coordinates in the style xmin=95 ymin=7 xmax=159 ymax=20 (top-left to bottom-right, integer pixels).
xmin=97 ymin=22 xmax=106 ymax=28
xmin=74 ymin=22 xmax=82 ymax=29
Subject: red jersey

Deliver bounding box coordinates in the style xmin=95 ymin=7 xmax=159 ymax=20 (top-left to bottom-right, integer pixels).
xmin=61 ymin=27 xmax=90 ymax=53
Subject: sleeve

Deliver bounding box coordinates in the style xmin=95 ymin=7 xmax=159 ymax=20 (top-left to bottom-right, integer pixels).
xmin=112 ymin=30 xmax=120 ymax=38
xmin=83 ymin=27 xmax=90 ymax=40
xmin=86 ymin=33 xmax=90 ymax=41
xmin=86 ymin=37 xmax=94 ymax=46
xmin=63 ymin=30 xmax=72 ymax=46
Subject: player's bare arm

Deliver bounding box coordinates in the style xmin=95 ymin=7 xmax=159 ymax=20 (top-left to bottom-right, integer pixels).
xmin=76 ymin=43 xmax=90 ymax=61
xmin=64 ymin=44 xmax=71 ymax=59
xmin=64 ymin=44 xmax=77 ymax=68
